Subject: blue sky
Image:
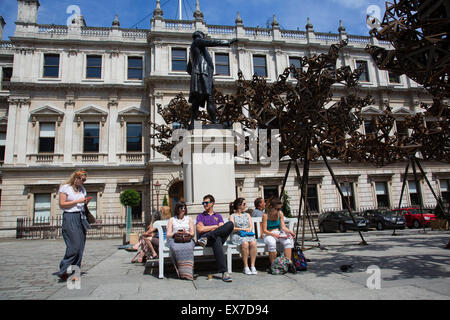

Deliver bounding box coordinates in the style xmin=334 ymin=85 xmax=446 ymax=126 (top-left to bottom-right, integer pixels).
xmin=1 ymin=0 xmax=388 ymax=41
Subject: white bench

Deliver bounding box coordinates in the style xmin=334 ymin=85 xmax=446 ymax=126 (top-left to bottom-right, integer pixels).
xmin=153 ymin=216 xmax=297 ymax=279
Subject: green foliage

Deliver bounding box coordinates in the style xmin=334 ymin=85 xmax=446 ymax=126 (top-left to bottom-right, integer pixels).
xmin=282 ymin=190 xmax=292 ymax=218
xmin=120 ymin=189 xmax=141 ymax=207
xmin=162 ymin=195 xmax=169 ymax=206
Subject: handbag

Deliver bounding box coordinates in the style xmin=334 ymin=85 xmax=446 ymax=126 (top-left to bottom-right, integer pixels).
xmin=84 ymin=203 xmax=96 ymax=224
xmin=174 ymin=232 xmax=193 ymax=243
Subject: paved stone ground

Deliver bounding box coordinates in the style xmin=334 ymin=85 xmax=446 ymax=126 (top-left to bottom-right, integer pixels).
xmin=0 ymin=238 xmax=118 ymax=300
xmin=1 ymin=229 xmax=449 ymax=300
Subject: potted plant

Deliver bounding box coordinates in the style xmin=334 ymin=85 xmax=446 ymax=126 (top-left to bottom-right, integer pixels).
xmin=120 ymin=189 xmax=141 ymax=244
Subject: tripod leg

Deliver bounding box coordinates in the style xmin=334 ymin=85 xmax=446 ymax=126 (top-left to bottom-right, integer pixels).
xmin=414 ymin=157 xmax=447 ymax=215
xmin=393 ymin=159 xmax=410 ymax=235
xmin=411 ymin=156 xmax=426 ymax=233
xmin=280 ymin=161 xmax=292 ymax=198
xmin=318 ymin=145 xmax=368 ymax=245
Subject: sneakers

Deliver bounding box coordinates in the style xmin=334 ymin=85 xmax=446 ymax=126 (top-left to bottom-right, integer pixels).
xmin=222 ymin=272 xmax=232 ymax=282
xmin=250 ymin=267 xmax=258 ymax=275
xmin=244 ymin=267 xmax=258 ymax=275
xmin=244 ymin=267 xmax=252 ymax=275
xmin=197 ymin=237 xmax=208 ymax=248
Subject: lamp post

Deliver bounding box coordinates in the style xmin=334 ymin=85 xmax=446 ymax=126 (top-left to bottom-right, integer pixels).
xmin=154 ymin=180 xmax=161 ymax=212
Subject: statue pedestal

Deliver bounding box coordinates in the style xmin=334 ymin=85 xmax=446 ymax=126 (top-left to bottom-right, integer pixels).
xmin=183 ymin=127 xmax=236 ymax=216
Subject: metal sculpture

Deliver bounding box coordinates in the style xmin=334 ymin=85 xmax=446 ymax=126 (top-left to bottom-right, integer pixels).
xmin=150 ymin=2 xmax=450 ymax=243
xmin=365 ymin=0 xmax=450 ymax=235
xmin=365 ymin=0 xmax=449 ymax=103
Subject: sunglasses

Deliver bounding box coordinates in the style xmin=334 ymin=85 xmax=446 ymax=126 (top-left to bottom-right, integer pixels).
xmin=179 ymin=207 xmax=186 ymax=211
xmin=77 ymin=177 xmax=86 ymax=182
xmin=275 ymin=207 xmax=282 ymax=211
xmin=202 ymin=201 xmax=212 ymax=206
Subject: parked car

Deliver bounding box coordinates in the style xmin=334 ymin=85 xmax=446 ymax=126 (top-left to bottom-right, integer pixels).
xmin=392 ymin=208 xmax=437 ymax=228
xmin=318 ymin=210 xmax=368 ymax=233
xmin=362 ymin=209 xmax=406 ymax=230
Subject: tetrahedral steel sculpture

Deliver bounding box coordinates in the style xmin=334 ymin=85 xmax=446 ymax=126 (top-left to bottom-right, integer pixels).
xmin=150 ymin=3 xmax=449 ymax=243
xmin=365 ymin=0 xmax=449 ymax=102
xmin=364 ymin=0 xmax=450 ymax=236
xmin=364 ymin=0 xmax=449 ymax=163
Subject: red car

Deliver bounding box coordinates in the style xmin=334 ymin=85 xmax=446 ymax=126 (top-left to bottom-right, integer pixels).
xmin=392 ymin=208 xmax=437 ymax=228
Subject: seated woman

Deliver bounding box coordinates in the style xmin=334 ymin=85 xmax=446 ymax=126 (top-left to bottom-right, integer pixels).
xmin=229 ymin=198 xmax=258 ymax=275
xmin=167 ymin=201 xmax=195 ymax=280
xmin=132 ymin=206 xmax=171 ymax=263
xmin=262 ymin=198 xmax=296 ymax=266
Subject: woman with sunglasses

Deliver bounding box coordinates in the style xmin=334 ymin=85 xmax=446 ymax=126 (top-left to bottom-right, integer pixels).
xmin=229 ymin=198 xmax=258 ymax=275
xmin=167 ymin=201 xmax=195 ymax=280
xmin=56 ymin=170 xmax=91 ymax=281
xmin=262 ymin=197 xmax=296 ymax=266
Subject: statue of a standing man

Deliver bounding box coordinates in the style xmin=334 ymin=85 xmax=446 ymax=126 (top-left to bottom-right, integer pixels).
xmin=187 ymin=31 xmax=237 ymax=128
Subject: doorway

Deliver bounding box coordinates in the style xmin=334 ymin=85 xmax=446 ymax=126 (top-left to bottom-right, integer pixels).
xmin=169 ymin=181 xmax=184 ymax=215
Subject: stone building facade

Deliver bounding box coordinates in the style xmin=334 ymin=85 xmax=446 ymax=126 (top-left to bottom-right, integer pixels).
xmin=0 ymin=0 xmax=448 ymax=237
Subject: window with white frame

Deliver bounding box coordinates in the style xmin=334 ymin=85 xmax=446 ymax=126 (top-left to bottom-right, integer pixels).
xmin=307 ymin=184 xmax=319 ymax=213
xmin=126 ymin=123 xmax=142 ymax=152
xmin=83 ymin=122 xmax=100 ymax=152
xmin=253 ymin=55 xmax=267 ymax=77
xmin=356 ymin=60 xmax=370 ymax=82
xmin=86 ymin=55 xmax=102 ymax=79
xmin=375 ymin=182 xmax=390 ymax=208
xmin=289 ymin=56 xmax=302 ymax=77
xmin=263 ymin=185 xmax=279 ymax=201
xmin=340 ymin=182 xmax=356 ymax=211
xmin=408 ymin=180 xmax=421 ymax=206
xmin=0 ymin=131 xmax=5 ymax=163
xmin=34 ymin=193 xmax=51 ymax=223
xmin=440 ymin=179 xmax=449 ymax=203
xmin=128 ymin=56 xmax=143 ymax=80
xmin=39 ymin=122 xmax=55 ymax=153
xmin=388 ymin=71 xmax=401 ymax=84
xmin=215 ymin=53 xmax=230 ymax=76
xmin=43 ymin=53 xmax=60 ymax=78
xmin=86 ymin=192 xmax=97 ymax=217
xmin=172 ymin=48 xmax=187 ymax=72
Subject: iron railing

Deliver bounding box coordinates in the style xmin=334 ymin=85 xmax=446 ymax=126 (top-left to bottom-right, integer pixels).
xmin=16 ymin=215 xmax=145 ymax=240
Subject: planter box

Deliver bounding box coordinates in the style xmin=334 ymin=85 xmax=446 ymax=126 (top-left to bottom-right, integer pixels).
xmin=430 ymin=219 xmax=449 ymax=231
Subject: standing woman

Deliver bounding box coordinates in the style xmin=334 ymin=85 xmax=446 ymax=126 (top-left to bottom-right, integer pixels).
xmin=229 ymin=198 xmax=258 ymax=275
xmin=56 ymin=170 xmax=91 ymax=281
xmin=167 ymin=201 xmax=195 ymax=280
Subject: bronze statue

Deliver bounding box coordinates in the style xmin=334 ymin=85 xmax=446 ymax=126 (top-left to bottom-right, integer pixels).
xmin=187 ymin=31 xmax=237 ymax=128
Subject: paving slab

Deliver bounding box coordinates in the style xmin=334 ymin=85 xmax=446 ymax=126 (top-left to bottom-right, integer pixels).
xmin=0 ymin=229 xmax=449 ymax=300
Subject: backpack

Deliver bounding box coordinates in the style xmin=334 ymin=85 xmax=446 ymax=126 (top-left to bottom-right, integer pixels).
xmin=292 ymin=247 xmax=307 ymax=271
xmin=270 ymin=256 xmax=290 ymax=275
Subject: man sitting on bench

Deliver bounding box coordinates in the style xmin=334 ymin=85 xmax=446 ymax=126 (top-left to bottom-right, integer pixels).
xmin=196 ymin=194 xmax=234 ymax=282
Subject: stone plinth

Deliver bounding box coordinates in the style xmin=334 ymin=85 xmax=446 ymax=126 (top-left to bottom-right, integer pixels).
xmin=183 ymin=126 xmax=236 ymax=215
